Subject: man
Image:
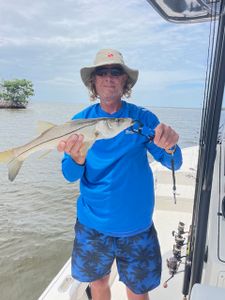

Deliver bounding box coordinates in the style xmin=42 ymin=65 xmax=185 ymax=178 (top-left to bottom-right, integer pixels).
xmin=58 ymin=49 xmax=182 ymax=300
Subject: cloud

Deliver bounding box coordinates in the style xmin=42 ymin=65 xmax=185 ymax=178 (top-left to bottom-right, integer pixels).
xmin=0 ymin=35 xmax=99 ymax=48
xmin=37 ymin=76 xmax=79 ymax=87
xmin=139 ymin=69 xmax=204 ymax=89
xmin=0 ymin=0 xmax=210 ymax=107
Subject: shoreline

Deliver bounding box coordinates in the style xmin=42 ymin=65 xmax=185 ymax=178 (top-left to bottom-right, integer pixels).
xmin=0 ymin=100 xmax=27 ymax=109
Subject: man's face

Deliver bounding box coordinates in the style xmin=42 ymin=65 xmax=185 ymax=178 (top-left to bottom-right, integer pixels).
xmin=93 ymin=64 xmax=128 ymax=102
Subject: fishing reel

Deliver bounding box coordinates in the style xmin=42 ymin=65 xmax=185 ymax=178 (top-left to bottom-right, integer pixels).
xmin=163 ymin=222 xmax=189 ymax=288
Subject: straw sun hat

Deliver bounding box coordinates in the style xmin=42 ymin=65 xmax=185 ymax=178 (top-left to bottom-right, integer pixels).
xmin=80 ymin=49 xmax=139 ymax=88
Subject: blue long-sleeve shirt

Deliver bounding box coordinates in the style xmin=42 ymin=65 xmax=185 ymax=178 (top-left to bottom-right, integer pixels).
xmin=62 ymin=100 xmax=182 ymax=237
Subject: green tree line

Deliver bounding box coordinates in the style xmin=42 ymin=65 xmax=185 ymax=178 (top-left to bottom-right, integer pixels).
xmin=0 ymin=79 xmax=34 ymax=108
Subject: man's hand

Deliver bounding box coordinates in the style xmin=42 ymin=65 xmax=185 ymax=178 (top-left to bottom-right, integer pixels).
xmin=57 ymin=134 xmax=86 ymax=165
xmin=154 ymin=123 xmax=179 ymax=151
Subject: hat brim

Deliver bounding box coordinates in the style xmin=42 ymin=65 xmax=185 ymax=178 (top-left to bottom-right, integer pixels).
xmin=80 ymin=62 xmax=139 ymax=88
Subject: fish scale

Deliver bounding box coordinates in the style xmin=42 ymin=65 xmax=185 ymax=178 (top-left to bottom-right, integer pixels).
xmin=0 ymin=117 xmax=134 ymax=181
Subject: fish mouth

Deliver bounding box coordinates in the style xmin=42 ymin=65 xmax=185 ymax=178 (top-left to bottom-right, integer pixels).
xmin=128 ymin=119 xmax=143 ymax=133
xmin=132 ymin=119 xmax=143 ymax=126
xmin=130 ymin=119 xmax=136 ymax=126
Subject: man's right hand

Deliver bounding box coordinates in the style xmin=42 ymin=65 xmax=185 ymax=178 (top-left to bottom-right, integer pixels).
xmin=57 ymin=134 xmax=86 ymax=165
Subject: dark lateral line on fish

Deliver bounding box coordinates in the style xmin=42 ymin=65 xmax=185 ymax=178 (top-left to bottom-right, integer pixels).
xmin=9 ymin=121 xmax=98 ymax=163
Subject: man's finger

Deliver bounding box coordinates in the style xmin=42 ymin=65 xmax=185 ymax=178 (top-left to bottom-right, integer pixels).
xmin=154 ymin=124 xmax=179 ymax=149
xmin=57 ymin=140 xmax=66 ymax=152
xmin=64 ymin=134 xmax=79 ymax=154
xmin=154 ymin=124 xmax=164 ymax=144
xmin=70 ymin=135 xmax=84 ymax=155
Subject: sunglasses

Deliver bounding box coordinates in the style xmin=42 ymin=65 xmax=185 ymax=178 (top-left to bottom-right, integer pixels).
xmin=95 ymin=67 xmax=125 ymax=77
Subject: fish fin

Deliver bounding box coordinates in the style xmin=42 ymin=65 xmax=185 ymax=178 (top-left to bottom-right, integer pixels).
xmin=0 ymin=149 xmax=14 ymax=163
xmin=38 ymin=150 xmax=52 ymax=159
xmin=0 ymin=149 xmax=22 ymax=181
xmin=8 ymin=158 xmax=24 ymax=181
xmin=37 ymin=121 xmax=56 ymax=135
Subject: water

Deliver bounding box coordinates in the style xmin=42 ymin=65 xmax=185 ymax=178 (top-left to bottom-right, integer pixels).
xmin=0 ymin=101 xmax=201 ymax=300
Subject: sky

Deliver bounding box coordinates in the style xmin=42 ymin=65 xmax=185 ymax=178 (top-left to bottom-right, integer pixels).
xmin=0 ymin=0 xmax=211 ymax=108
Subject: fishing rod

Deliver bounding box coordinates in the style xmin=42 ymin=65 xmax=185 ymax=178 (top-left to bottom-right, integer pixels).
xmin=182 ymin=0 xmax=225 ymax=297
xmin=162 ymin=222 xmax=191 ymax=288
xmin=143 ymin=1 xmax=225 ymax=295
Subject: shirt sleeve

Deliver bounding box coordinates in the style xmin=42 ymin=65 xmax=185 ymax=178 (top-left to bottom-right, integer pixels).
xmin=147 ymin=142 xmax=183 ymax=170
xmin=139 ymin=108 xmax=183 ymax=170
xmin=61 ymin=153 xmax=85 ymax=182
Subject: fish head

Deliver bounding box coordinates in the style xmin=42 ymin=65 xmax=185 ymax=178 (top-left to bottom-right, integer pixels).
xmin=96 ymin=118 xmax=134 ymax=139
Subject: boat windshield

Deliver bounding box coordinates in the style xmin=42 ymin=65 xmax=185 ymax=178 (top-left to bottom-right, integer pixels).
xmin=146 ymin=0 xmax=222 ymax=23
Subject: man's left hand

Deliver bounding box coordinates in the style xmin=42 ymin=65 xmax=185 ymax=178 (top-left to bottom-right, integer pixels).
xmin=154 ymin=123 xmax=179 ymax=150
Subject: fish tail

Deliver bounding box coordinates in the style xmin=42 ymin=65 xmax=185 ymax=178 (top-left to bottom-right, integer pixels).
xmin=0 ymin=149 xmax=24 ymax=181
xmin=8 ymin=158 xmax=24 ymax=182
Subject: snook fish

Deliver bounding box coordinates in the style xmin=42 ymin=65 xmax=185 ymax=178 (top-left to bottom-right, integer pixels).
xmin=0 ymin=117 xmax=134 ymax=181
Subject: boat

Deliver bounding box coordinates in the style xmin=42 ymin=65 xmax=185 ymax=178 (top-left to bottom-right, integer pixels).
xmin=39 ymin=1 xmax=225 ymax=299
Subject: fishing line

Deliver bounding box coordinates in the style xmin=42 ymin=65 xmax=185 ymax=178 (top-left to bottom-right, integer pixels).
xmin=184 ymin=0 xmax=225 ymax=295
xmin=171 ymin=156 xmax=176 ymax=204
xmin=201 ymin=1 xmax=218 ymax=143
xmin=130 ymin=121 xmax=177 ymax=203
xmin=187 ymin=2 xmax=218 ymax=233
xmin=191 ymin=0 xmax=219 ymax=233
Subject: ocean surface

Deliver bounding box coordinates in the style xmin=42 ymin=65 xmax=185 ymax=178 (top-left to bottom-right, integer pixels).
xmin=0 ymin=101 xmax=202 ymax=300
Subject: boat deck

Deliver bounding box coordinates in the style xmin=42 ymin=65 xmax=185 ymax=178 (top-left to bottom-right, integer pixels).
xmin=111 ymin=209 xmax=192 ymax=299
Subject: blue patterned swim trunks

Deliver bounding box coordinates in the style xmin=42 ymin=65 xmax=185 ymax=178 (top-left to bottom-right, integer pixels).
xmin=71 ymin=220 xmax=162 ymax=294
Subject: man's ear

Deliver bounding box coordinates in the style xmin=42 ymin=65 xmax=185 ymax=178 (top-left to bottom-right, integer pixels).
xmin=123 ymin=74 xmax=128 ymax=85
xmin=90 ymin=73 xmax=96 ymax=84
